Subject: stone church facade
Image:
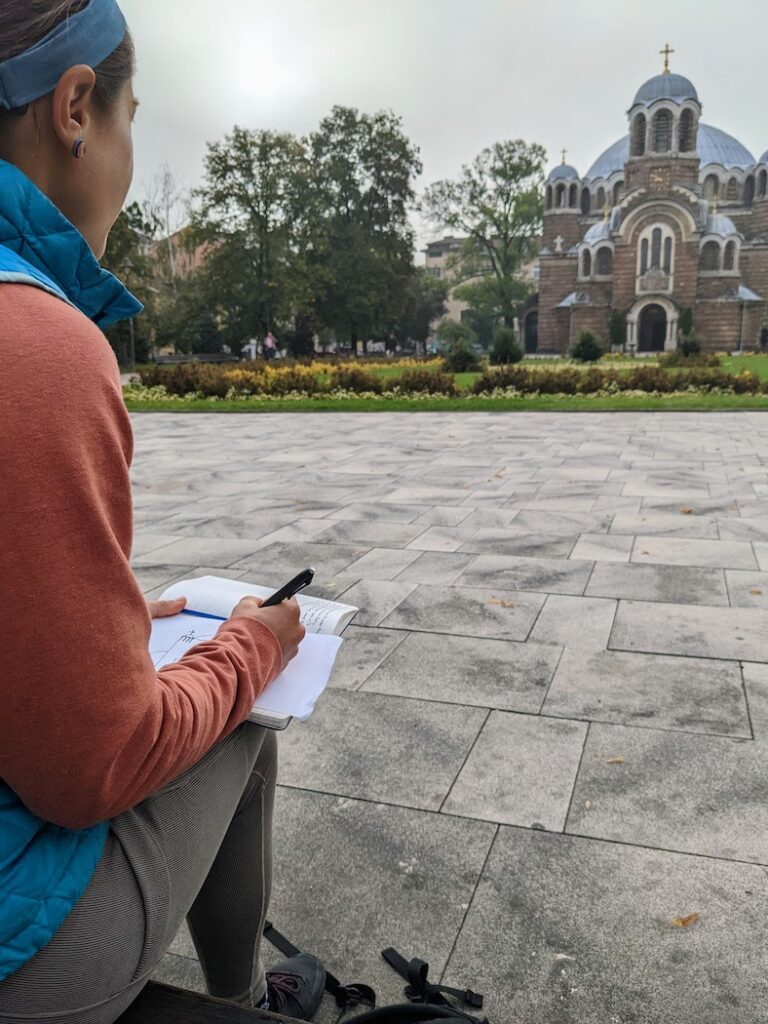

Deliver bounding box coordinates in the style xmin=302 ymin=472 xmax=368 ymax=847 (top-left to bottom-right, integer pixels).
xmin=532 ymin=55 xmax=768 ymax=354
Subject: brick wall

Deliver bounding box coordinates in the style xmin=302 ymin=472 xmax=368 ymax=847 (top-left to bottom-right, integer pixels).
xmin=538 ymin=256 xmax=578 ymax=352
xmin=542 ymin=210 xmax=583 ymax=251
xmin=624 ymin=156 xmax=700 ymax=194
xmin=747 ymin=199 xmax=768 ymax=239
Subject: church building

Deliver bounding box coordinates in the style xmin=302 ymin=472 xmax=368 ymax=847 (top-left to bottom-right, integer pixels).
xmin=532 ymin=49 xmax=768 ymax=353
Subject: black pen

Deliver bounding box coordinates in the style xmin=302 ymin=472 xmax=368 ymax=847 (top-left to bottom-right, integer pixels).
xmin=260 ymin=567 xmax=316 ymax=608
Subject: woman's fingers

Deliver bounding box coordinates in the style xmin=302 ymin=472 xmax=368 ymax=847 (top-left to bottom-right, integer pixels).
xmin=147 ymin=597 xmax=187 ymax=619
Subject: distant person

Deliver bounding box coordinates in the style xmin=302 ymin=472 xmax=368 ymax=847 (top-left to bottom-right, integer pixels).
xmin=0 ymin=2 xmax=325 ymax=1022
xmin=264 ymin=330 xmax=278 ymax=360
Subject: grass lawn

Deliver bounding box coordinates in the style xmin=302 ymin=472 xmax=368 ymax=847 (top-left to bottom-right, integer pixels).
xmin=126 ymin=392 xmax=768 ymax=414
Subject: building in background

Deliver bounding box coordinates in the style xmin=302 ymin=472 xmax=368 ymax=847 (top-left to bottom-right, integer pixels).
xmin=534 ymin=49 xmax=767 ymax=353
xmin=424 ymin=236 xmax=470 ymax=326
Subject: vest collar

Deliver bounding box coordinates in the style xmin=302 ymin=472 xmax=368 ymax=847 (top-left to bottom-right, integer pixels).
xmin=0 ymin=159 xmax=142 ymax=327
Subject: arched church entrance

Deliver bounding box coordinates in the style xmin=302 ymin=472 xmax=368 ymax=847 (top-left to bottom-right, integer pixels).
xmin=638 ymin=303 xmax=667 ymax=352
xmin=524 ymin=311 xmax=538 ymax=353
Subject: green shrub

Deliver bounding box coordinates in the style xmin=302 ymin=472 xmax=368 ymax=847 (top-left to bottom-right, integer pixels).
xmin=395 ymin=367 xmax=458 ymax=395
xmin=570 ymin=331 xmax=603 ymax=362
xmin=443 ymin=339 xmax=482 ymax=373
xmin=330 ymin=366 xmax=384 ymax=393
xmin=659 ymin=350 xmax=720 ymax=368
xmin=138 ymin=363 xmax=236 ymax=398
xmin=490 ymin=326 xmax=523 ymax=366
xmin=679 ymin=307 xmax=694 ymax=337
xmin=608 ymin=311 xmax=626 ymax=350
xmin=679 ymin=335 xmax=702 ymax=357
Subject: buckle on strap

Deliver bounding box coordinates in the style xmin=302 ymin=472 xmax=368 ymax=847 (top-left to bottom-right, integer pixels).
xmin=382 ymin=947 xmax=484 ymax=1011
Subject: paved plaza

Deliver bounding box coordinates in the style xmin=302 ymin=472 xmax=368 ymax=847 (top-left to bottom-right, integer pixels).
xmin=132 ymin=412 xmax=768 ymax=1024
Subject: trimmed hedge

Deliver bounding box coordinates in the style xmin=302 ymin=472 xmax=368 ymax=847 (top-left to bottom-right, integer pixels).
xmin=473 ymin=365 xmax=763 ymax=395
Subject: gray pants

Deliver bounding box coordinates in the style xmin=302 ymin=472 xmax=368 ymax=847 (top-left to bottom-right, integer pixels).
xmin=0 ymin=724 xmax=276 ymax=1023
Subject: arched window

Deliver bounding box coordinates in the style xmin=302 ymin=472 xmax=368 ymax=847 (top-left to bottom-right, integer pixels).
xmin=613 ymin=180 xmax=624 ymax=205
xmin=569 ymin=183 xmax=578 ymax=208
xmin=653 ymin=109 xmax=672 ymax=153
xmin=581 ymin=250 xmax=592 ymax=278
xmin=556 ymin=183 xmax=566 ymax=208
xmin=724 ymin=241 xmax=737 ymax=271
xmin=726 ymin=178 xmax=739 ymax=202
xmin=701 ymin=240 xmax=721 ymax=271
xmin=637 ymin=223 xmax=676 ymax=280
xmin=703 ymin=174 xmax=720 ymax=200
xmin=546 ymin=185 xmax=553 ymax=210
xmin=651 ymin=227 xmax=662 ymax=268
xmin=759 ymin=169 xmax=768 ymax=199
xmin=595 ymin=247 xmax=613 ymax=276
xmin=631 ymin=113 xmax=646 ymax=157
xmin=580 ymin=188 xmax=591 ymax=215
xmin=596 ymin=186 xmax=606 ymax=210
xmin=679 ymin=109 xmax=696 ymax=152
xmin=744 ymin=176 xmax=755 ymax=207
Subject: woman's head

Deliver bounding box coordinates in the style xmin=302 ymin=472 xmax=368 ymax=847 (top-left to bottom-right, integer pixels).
xmin=0 ymin=0 xmax=136 ymax=258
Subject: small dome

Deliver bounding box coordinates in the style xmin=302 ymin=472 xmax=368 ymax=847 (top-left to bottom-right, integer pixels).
xmin=633 ymin=72 xmax=699 ymax=107
xmin=584 ymin=220 xmax=612 ymax=245
xmin=547 ymin=163 xmax=579 ymax=182
xmin=705 ymin=211 xmax=738 ymax=237
xmin=760 ymin=149 xmax=768 ymax=165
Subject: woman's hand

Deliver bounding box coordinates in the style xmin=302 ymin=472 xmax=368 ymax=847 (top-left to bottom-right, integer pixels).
xmin=231 ymin=596 xmax=305 ymax=671
xmin=147 ymin=597 xmax=187 ymax=618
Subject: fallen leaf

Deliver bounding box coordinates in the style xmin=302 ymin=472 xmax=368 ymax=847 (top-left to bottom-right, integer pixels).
xmin=605 ymin=756 xmax=625 ymax=765
xmin=494 ymin=469 xmax=506 ymax=480
xmin=641 ymin=550 xmax=650 ymax=555
xmin=584 ymin=800 xmax=593 ymax=810
xmin=751 ymin=588 xmax=764 ymax=595
xmin=680 ymin=507 xmax=694 ymax=515
xmin=671 ymin=912 xmax=700 ymax=929
xmin=488 ymin=598 xmax=516 ymax=608
xmin=555 ymin=953 xmax=576 ymax=962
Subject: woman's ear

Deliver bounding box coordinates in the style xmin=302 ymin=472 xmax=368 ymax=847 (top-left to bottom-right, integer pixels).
xmin=49 ymin=65 xmax=97 ymax=155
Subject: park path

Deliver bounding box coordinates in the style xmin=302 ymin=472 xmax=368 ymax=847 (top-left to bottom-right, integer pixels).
xmin=131 ymin=411 xmax=768 ymax=1024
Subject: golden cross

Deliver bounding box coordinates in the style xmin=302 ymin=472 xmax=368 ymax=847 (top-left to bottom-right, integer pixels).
xmin=660 ymin=43 xmax=674 ymax=73
xmin=561 ymin=148 xmax=567 ymax=165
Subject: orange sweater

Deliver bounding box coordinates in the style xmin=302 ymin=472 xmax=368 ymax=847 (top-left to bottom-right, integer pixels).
xmin=0 ymin=285 xmax=283 ymax=830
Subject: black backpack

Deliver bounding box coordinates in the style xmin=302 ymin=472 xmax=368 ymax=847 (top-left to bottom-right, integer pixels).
xmin=263 ymin=923 xmax=489 ymax=1024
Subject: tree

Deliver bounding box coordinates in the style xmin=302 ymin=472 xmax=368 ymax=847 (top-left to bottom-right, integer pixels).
xmin=490 ymin=325 xmax=523 ymax=366
xmin=190 ymin=127 xmax=313 ymax=355
xmin=101 ymin=201 xmax=160 ymax=365
xmin=422 ymin=140 xmax=546 ymax=327
xmin=393 ymin=269 xmax=448 ymax=349
xmin=142 ymin=164 xmax=189 ymax=295
xmin=309 ymin=106 xmax=423 ymax=351
xmin=609 ymin=310 xmax=626 ymax=350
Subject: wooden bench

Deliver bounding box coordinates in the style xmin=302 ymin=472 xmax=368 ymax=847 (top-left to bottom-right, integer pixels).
xmin=117 ymin=982 xmax=304 ymax=1023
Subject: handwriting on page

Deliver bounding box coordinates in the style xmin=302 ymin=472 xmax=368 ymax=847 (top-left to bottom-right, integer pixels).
xmin=149 ymin=619 xmax=218 ymax=670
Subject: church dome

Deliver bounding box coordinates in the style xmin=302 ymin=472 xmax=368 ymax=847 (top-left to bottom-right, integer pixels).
xmin=584 ymin=220 xmax=612 ymax=244
xmin=584 ymin=123 xmax=754 ymax=181
xmin=759 ymin=149 xmax=768 ymax=165
xmin=547 ymin=163 xmax=579 ymax=182
xmin=705 ymin=210 xmax=738 ymax=237
xmin=633 ymin=73 xmax=699 ymax=107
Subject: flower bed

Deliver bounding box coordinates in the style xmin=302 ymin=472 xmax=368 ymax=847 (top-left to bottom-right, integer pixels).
xmin=473 ymin=365 xmax=765 ymax=396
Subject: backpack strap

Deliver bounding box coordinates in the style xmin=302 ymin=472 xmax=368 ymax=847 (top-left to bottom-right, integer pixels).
xmin=263 ymin=921 xmax=376 ymax=1011
xmin=381 ymin=948 xmax=484 ymax=1011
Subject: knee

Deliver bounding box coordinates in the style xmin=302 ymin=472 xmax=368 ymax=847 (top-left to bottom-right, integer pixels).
xmin=254 ymin=728 xmax=278 ymax=786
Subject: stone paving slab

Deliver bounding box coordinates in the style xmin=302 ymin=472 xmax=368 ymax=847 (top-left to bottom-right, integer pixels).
xmin=610 ymin=599 xmax=768 ymax=661
xmin=543 ymin=648 xmax=750 ymax=736
xmin=443 ymin=827 xmax=768 ymax=1024
xmin=443 ymin=711 xmax=587 ymax=830
xmin=361 ymin=632 xmax=562 ymax=713
xmin=277 ymin=690 xmax=487 ymax=810
xmin=129 ymin=412 xmax=768 ymax=1023
xmin=567 ymin=723 xmax=768 ymax=862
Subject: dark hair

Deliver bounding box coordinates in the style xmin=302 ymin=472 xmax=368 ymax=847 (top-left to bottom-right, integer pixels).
xmin=0 ymin=0 xmax=134 ymax=118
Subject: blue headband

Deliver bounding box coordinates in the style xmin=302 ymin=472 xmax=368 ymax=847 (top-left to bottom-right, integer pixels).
xmin=0 ymin=0 xmax=127 ymax=111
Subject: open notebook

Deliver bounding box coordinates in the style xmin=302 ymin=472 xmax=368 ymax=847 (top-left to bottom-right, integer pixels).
xmin=149 ymin=575 xmax=358 ymax=730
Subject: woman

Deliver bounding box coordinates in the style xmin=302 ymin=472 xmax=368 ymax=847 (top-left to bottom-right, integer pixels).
xmin=0 ymin=2 xmax=325 ymax=1020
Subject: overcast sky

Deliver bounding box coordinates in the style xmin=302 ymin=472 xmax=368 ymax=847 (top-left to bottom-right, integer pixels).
xmin=122 ymin=0 xmax=767 ymax=242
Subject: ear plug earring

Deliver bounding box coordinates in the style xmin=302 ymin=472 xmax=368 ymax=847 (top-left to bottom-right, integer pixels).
xmin=72 ymin=138 xmax=86 ymax=159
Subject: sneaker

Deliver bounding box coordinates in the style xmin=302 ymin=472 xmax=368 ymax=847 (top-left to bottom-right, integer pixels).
xmin=263 ymin=953 xmax=326 ymax=1020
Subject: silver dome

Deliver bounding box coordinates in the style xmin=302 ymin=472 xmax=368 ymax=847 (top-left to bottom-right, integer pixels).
xmin=705 ymin=211 xmax=738 ymax=237
xmin=633 ymin=73 xmax=699 ymax=107
xmin=760 ymin=150 xmax=768 ymax=165
xmin=547 ymin=163 xmax=580 ymax=182
xmin=584 ymin=220 xmax=612 ymax=244
xmin=584 ymin=123 xmax=755 ymax=182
